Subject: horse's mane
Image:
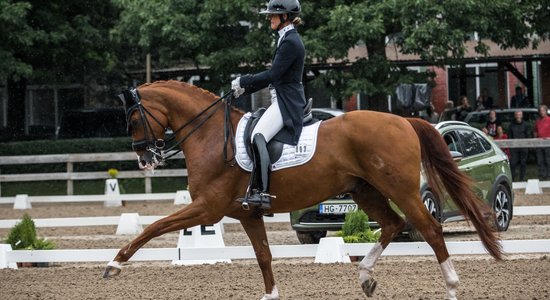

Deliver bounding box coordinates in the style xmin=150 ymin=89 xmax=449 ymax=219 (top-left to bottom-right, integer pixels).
xmin=140 ymin=80 xmax=245 ymax=114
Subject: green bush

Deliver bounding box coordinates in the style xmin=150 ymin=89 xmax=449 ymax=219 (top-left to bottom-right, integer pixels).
xmin=337 ymin=210 xmax=381 ymax=243
xmin=4 ymin=214 xmax=55 ymax=250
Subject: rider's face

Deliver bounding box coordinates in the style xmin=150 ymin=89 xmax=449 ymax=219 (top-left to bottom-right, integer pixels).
xmin=269 ymin=14 xmax=281 ymax=30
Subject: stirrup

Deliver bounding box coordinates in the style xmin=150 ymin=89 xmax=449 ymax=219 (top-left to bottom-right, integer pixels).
xmin=236 ymin=191 xmax=275 ymax=210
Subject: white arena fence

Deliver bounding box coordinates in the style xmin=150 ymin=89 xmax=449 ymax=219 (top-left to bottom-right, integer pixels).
xmin=0 ymin=206 xmax=547 ymax=232
xmin=0 ymin=192 xmax=177 ymax=205
xmin=0 ymin=213 xmax=291 ymax=231
xmin=0 ymin=152 xmax=185 ymax=195
xmin=1 ymin=143 xmax=550 ymax=198
xmin=2 ymin=239 xmax=550 ymax=269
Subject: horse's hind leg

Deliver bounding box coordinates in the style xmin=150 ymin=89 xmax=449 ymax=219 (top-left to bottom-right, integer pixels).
xmin=240 ymin=216 xmax=278 ymax=300
xmin=351 ymin=182 xmax=406 ymax=297
xmin=392 ymin=192 xmax=459 ymax=300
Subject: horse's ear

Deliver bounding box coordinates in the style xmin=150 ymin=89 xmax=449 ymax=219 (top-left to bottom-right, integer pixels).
xmin=118 ymin=90 xmax=137 ymax=111
xmin=117 ymin=92 xmax=127 ymax=106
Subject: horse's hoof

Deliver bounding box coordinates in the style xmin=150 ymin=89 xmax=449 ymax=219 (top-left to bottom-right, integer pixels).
xmin=103 ymin=261 xmax=122 ymax=278
xmin=361 ymin=278 xmax=377 ymax=297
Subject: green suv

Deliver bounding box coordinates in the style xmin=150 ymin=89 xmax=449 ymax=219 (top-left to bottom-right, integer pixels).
xmin=290 ymin=121 xmax=514 ymax=243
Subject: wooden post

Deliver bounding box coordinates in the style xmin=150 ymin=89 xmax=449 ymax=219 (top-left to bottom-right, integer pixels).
xmin=145 ymin=177 xmax=152 ymax=194
xmin=67 ymin=162 xmax=73 ymax=195
xmin=146 ymin=54 xmax=151 ymax=83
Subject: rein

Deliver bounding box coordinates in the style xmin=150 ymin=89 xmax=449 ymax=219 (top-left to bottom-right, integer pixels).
xmin=124 ymin=88 xmax=236 ymax=164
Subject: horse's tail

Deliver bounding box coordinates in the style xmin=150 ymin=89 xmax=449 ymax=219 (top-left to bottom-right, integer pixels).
xmin=407 ymin=118 xmax=503 ymax=260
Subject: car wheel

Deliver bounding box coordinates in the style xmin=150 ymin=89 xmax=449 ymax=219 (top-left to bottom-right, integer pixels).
xmin=493 ymin=184 xmax=512 ymax=231
xmin=409 ymin=190 xmax=440 ymax=241
xmin=296 ymin=230 xmax=327 ymax=244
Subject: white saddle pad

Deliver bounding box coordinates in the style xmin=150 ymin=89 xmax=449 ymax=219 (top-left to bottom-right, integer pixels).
xmin=235 ymin=112 xmax=322 ymax=172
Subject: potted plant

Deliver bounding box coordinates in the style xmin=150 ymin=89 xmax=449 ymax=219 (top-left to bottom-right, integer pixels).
xmin=4 ymin=214 xmax=56 ymax=267
xmin=337 ymin=210 xmax=381 ymax=261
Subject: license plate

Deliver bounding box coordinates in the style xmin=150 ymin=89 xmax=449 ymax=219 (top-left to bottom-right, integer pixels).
xmin=319 ymin=204 xmax=358 ymax=214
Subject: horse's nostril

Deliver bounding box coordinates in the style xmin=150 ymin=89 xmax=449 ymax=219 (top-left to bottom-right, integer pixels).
xmin=140 ymin=160 xmax=147 ymax=166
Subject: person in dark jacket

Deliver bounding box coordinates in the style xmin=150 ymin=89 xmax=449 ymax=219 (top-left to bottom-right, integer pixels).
xmin=510 ymin=86 xmax=530 ymax=108
xmin=231 ymin=0 xmax=305 ymax=210
xmin=508 ymin=111 xmax=531 ymax=181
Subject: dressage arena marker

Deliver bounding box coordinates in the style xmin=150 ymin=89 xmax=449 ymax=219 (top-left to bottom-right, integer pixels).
xmin=104 ymin=179 xmax=122 ymax=207
xmin=13 ymin=194 xmax=31 ymax=210
xmin=314 ymin=237 xmax=351 ymax=263
xmin=1 ymin=239 xmax=549 ymax=268
xmin=173 ymin=190 xmax=191 ymax=205
xmin=115 ymin=213 xmax=143 ymax=235
xmin=525 ymin=179 xmax=543 ymax=195
xmin=172 ymin=223 xmax=231 ymax=265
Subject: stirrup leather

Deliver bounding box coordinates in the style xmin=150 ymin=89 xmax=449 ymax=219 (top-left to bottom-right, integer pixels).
xmin=237 ymin=133 xmax=274 ymax=210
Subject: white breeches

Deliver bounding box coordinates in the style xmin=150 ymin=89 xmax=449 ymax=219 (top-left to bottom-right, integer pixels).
xmin=251 ymin=89 xmax=284 ymax=143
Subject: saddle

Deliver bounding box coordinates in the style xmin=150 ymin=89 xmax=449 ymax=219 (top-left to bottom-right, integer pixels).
xmin=243 ymin=99 xmax=313 ymax=164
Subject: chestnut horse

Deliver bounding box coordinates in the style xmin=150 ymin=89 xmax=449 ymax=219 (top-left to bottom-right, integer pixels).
xmin=103 ymin=80 xmax=502 ymax=300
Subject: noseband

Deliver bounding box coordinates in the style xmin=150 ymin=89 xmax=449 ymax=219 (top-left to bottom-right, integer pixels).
xmin=119 ymin=88 xmax=236 ymax=165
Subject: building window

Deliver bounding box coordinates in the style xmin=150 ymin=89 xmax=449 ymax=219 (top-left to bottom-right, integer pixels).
xmin=27 ymin=88 xmax=55 ymax=135
xmin=25 ymin=85 xmax=85 ymax=136
xmin=447 ymin=63 xmax=500 ymax=108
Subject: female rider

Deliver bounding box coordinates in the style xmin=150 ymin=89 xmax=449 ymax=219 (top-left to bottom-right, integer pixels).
xmin=232 ymin=0 xmax=306 ymax=210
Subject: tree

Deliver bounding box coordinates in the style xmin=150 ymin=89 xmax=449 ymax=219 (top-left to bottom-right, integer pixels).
xmin=111 ymin=0 xmax=272 ymax=91
xmin=2 ymin=0 xmax=120 ymax=138
xmin=0 ymin=1 xmax=34 ymax=81
xmin=307 ymin=0 xmax=550 ymax=111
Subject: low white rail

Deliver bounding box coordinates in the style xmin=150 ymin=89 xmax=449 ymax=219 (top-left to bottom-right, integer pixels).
xmin=0 ymin=206 xmax=545 ymax=232
xmin=2 ymin=240 xmax=549 ymax=265
xmin=0 ymin=177 xmax=546 ymax=206
xmin=0 ymin=192 xmax=176 ymax=205
xmin=0 ymin=213 xmax=291 ymax=229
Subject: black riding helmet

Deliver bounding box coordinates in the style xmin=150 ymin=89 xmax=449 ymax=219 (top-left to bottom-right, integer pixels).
xmin=260 ymin=0 xmax=301 ymax=30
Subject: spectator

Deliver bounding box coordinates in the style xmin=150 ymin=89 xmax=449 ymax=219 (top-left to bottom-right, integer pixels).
xmin=485 ymin=110 xmax=501 ymax=138
xmin=534 ymin=105 xmax=550 ymax=180
xmin=455 ymin=96 xmax=472 ymax=121
xmin=510 ymin=86 xmax=530 ymax=108
xmin=475 ymin=88 xmax=494 ymax=111
xmin=494 ymin=126 xmax=511 ymax=159
xmin=508 ymin=111 xmax=530 ymax=181
xmin=419 ymin=103 xmax=439 ymax=123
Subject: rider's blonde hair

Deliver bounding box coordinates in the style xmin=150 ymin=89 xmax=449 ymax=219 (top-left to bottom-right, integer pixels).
xmin=292 ymin=17 xmax=303 ymax=26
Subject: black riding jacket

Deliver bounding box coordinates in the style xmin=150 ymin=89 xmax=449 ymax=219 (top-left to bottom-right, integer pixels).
xmin=239 ymin=29 xmax=306 ymax=145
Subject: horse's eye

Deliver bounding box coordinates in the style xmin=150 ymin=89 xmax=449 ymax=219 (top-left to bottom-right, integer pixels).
xmin=130 ymin=119 xmax=141 ymax=128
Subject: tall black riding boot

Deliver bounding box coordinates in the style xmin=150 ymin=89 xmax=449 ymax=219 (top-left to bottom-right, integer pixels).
xmin=238 ymin=133 xmax=274 ymax=210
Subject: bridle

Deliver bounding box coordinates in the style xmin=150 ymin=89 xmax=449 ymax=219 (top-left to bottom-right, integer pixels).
xmin=119 ymin=88 xmax=236 ymax=167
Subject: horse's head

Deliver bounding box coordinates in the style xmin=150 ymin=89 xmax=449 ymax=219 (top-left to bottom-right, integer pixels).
xmin=118 ymin=88 xmax=168 ymax=170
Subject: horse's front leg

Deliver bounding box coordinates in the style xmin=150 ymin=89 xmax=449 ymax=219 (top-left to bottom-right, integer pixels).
xmin=240 ymin=215 xmax=278 ymax=300
xmin=103 ymin=201 xmax=220 ymax=278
